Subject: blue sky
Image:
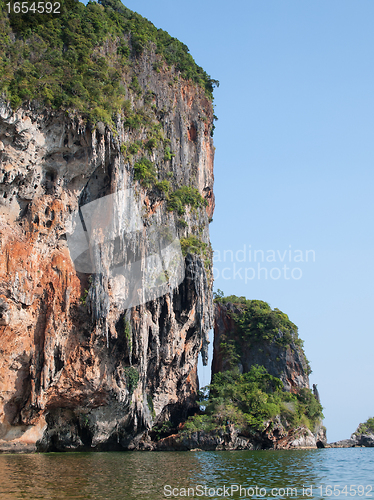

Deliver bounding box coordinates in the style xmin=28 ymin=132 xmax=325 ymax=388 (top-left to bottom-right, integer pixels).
xmin=121 ymin=0 xmax=374 ymax=442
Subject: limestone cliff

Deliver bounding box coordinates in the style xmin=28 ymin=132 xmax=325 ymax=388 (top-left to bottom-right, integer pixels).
xmin=0 ymin=3 xmax=215 ymax=452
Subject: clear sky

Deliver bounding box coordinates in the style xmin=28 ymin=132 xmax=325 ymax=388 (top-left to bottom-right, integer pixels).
xmin=121 ymin=0 xmax=374 ymax=443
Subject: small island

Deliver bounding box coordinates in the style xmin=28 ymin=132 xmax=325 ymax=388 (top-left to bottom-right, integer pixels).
xmin=329 ymin=418 xmax=374 ymax=448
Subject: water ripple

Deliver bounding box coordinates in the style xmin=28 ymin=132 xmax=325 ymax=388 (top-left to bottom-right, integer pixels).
xmin=0 ymin=448 xmax=372 ymax=499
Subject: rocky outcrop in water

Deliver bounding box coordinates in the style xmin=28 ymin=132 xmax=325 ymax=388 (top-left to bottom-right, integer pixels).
xmin=206 ymin=300 xmax=327 ymax=450
xmin=0 ymin=44 xmax=215 ymax=452
xmin=156 ymin=421 xmax=325 ymax=452
xmin=329 ymin=419 xmax=374 ymax=448
xmin=213 ymin=302 xmax=310 ymax=392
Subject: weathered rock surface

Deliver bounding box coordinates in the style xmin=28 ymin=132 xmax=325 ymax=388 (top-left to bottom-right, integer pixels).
xmin=152 ymin=420 xmax=323 ymax=452
xmin=213 ymin=302 xmax=310 ymax=392
xmin=0 ymin=47 xmax=215 ymax=452
xmin=328 ymin=439 xmax=357 ymax=448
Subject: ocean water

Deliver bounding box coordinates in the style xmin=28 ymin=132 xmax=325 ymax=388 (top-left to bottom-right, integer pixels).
xmin=0 ymin=448 xmax=372 ymax=499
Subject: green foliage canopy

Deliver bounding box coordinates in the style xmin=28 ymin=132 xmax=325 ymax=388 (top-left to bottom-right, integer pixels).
xmin=355 ymin=417 xmax=374 ymax=435
xmin=133 ymin=157 xmax=156 ymax=187
xmin=0 ymin=0 xmax=217 ymax=120
xmin=124 ymin=366 xmax=139 ymax=394
xmin=183 ymin=365 xmax=324 ymax=435
xmin=215 ymin=294 xmax=302 ymax=348
xmin=167 ymin=186 xmax=208 ymax=215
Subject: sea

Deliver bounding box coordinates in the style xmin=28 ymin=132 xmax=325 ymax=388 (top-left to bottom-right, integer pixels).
xmin=0 ymin=448 xmax=372 ymax=500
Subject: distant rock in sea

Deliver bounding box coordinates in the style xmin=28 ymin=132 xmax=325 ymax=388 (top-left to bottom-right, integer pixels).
xmin=329 ymin=417 xmax=374 ymax=447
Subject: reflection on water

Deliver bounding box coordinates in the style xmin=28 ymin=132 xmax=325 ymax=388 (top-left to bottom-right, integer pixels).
xmin=0 ymin=448 xmax=372 ymax=499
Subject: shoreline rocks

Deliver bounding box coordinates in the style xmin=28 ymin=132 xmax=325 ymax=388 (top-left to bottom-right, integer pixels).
xmin=329 ymin=432 xmax=374 ymax=448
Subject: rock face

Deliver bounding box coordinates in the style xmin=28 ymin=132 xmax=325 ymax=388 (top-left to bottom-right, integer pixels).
xmin=213 ymin=302 xmax=310 ymax=392
xmin=210 ymin=301 xmax=326 ymax=450
xmin=0 ymin=47 xmax=215 ymax=451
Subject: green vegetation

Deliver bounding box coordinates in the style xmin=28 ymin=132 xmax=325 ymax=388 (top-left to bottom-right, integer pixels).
xmin=1 ymin=0 xmax=127 ymax=119
xmin=80 ymin=288 xmax=89 ymax=306
xmin=147 ymin=394 xmax=156 ymax=420
xmin=180 ymin=237 xmax=212 ymax=277
xmin=182 ymin=365 xmax=323 ymax=435
xmin=131 ymin=158 xmax=206 ymax=220
xmin=180 ymin=236 xmax=207 ymax=257
xmin=214 ymin=294 xmax=302 ymax=349
xmin=80 ymin=276 xmax=92 ymax=305
xmin=145 ymin=137 xmax=158 ymax=152
xmin=355 ymin=417 xmax=374 ymax=435
xmin=218 ymin=337 xmax=241 ymax=367
xmin=133 ymin=157 xmax=156 ymax=187
xmin=79 ymin=414 xmax=90 ymax=428
xmin=167 ymin=186 xmax=208 ymax=215
xmin=210 ymin=114 xmax=218 ymax=137
xmin=155 ymin=180 xmax=170 ymax=194
xmin=130 ymin=75 xmax=142 ymax=96
xmin=124 ymin=318 xmax=132 ymax=351
xmin=163 ymin=146 xmax=175 ymax=161
xmin=133 ymin=176 xmax=207 ymax=215
xmin=127 ymin=12 xmax=218 ymax=97
xmin=0 ymin=0 xmax=214 ymax=231
xmin=152 ymin=421 xmax=173 ymax=440
xmin=178 ymin=218 xmax=188 ymax=228
xmin=128 ymin=141 xmax=143 ymax=155
xmin=124 ymin=366 xmax=139 ymax=395
xmin=123 ymin=107 xmax=152 ymax=130
xmin=152 ymin=61 xmax=162 ymax=73
xmin=0 ymin=0 xmax=217 ymax=120
xmin=213 ymin=292 xmax=311 ymax=375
